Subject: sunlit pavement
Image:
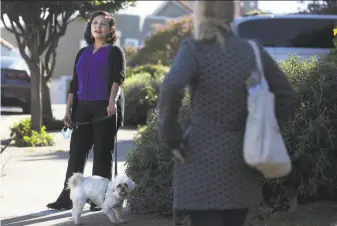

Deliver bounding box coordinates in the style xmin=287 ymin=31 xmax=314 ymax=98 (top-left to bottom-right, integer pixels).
xmin=0 ymin=105 xmax=138 ymax=225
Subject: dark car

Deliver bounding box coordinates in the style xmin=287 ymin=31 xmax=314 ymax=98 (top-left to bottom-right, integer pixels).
xmin=1 ymin=40 xmax=31 ymax=114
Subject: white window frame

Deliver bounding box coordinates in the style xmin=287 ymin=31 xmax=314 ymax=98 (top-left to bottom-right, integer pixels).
xmin=124 ymin=38 xmax=139 ymax=48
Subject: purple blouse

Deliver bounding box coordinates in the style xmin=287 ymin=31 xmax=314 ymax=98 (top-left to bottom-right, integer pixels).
xmin=76 ymin=45 xmax=110 ymax=101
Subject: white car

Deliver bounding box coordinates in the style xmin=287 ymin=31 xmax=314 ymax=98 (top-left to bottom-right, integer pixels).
xmin=231 ymin=14 xmax=337 ymax=61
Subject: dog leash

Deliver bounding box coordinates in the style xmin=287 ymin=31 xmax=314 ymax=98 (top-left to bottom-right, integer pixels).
xmin=70 ymin=115 xmax=111 ymax=129
xmin=114 ymin=115 xmax=118 ymax=178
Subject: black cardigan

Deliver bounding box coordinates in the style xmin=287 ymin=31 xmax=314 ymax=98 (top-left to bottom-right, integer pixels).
xmin=69 ymin=45 xmax=126 ymax=126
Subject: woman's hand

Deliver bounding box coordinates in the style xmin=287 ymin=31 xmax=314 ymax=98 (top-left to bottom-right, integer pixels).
xmin=64 ymin=109 xmax=72 ymax=126
xmin=107 ymin=101 xmax=117 ymax=117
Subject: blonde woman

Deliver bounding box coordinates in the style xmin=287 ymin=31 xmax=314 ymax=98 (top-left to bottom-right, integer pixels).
xmin=158 ymin=1 xmax=298 ymax=226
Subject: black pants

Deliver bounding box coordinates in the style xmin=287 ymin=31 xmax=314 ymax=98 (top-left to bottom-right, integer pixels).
xmin=57 ymin=100 xmax=120 ymax=203
xmin=186 ymin=209 xmax=248 ymax=226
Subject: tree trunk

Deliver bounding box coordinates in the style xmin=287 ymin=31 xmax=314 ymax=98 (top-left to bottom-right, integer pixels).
xmin=30 ymin=63 xmax=42 ymax=131
xmin=42 ymin=77 xmax=53 ymax=119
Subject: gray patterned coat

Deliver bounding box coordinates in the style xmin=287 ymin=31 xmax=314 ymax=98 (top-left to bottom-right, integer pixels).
xmin=158 ymin=35 xmax=298 ymax=211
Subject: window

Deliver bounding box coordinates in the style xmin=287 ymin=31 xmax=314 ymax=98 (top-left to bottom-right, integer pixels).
xmin=124 ymin=38 xmax=139 ymax=48
xmin=237 ymin=18 xmax=336 ymax=49
xmin=139 ymin=40 xmax=145 ymax=48
xmin=79 ymin=39 xmax=87 ymax=49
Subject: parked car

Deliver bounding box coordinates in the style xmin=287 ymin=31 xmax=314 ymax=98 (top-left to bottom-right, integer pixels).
xmin=231 ymin=14 xmax=337 ymax=61
xmin=1 ymin=38 xmax=31 ymax=114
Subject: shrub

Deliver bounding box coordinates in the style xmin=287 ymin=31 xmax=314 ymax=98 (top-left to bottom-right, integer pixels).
xmin=123 ymin=72 xmax=162 ymax=125
xmin=128 ymin=16 xmax=192 ymax=67
xmin=330 ymin=36 xmax=337 ymax=64
xmin=125 ymin=55 xmax=337 ymax=215
xmin=125 ymin=94 xmax=190 ymax=215
xmin=124 ymin=64 xmax=169 ymax=125
xmin=277 ymin=56 xmax=337 ymax=201
xmin=10 ymin=118 xmax=55 ymax=147
xmin=126 ymin=64 xmax=169 ymax=80
xmin=123 ymin=45 xmax=138 ymax=64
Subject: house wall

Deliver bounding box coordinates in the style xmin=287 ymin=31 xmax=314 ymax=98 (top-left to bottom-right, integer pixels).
xmin=114 ymin=14 xmax=141 ymax=48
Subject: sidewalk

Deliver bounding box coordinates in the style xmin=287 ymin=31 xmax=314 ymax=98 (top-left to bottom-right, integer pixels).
xmin=1 ymin=211 xmax=171 ymax=226
xmin=0 ymin=127 xmax=173 ymax=226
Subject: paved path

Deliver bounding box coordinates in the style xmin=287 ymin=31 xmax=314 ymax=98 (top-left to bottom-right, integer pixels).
xmin=0 ymin=129 xmax=140 ymax=225
xmin=0 ymin=105 xmax=166 ymax=225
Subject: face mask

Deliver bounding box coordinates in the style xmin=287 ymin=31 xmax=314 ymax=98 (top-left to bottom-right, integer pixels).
xmin=61 ymin=126 xmax=73 ymax=139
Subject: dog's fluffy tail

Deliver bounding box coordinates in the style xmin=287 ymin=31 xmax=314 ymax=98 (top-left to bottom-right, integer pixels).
xmin=67 ymin=173 xmax=84 ymax=190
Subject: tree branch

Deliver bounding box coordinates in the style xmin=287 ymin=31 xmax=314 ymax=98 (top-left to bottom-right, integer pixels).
xmin=12 ymin=31 xmax=31 ymax=65
xmin=0 ymin=14 xmax=16 ymax=34
xmin=67 ymin=17 xmax=77 ymax=25
xmin=12 ymin=16 xmax=26 ymax=35
xmin=44 ymin=40 xmax=58 ymax=81
xmin=38 ymin=12 xmax=53 ymax=55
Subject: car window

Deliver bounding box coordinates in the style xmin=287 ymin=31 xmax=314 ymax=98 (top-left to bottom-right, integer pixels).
xmin=237 ymin=18 xmax=336 ymax=49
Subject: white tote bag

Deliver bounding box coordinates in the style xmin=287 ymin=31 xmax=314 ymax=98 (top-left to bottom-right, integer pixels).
xmin=243 ymin=40 xmax=292 ymax=179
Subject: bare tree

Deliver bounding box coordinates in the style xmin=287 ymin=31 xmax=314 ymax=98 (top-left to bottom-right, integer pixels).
xmin=1 ymin=1 xmax=135 ymax=130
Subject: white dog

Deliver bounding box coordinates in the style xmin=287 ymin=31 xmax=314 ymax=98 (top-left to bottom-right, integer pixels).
xmin=66 ymin=173 xmax=136 ymax=225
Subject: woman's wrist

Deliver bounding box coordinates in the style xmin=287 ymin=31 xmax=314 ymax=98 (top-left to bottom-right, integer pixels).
xmin=109 ymin=98 xmax=116 ymax=105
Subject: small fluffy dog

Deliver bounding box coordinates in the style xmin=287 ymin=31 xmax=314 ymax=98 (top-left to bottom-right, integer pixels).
xmin=67 ymin=173 xmax=136 ymax=225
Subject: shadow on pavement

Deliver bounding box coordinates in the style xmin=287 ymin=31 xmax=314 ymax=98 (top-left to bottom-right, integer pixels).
xmin=18 ymin=140 xmax=134 ymax=162
xmin=53 ymin=212 xmax=172 ymax=226
xmin=1 ymin=209 xmax=90 ymax=226
xmin=1 ymin=211 xmax=171 ymax=226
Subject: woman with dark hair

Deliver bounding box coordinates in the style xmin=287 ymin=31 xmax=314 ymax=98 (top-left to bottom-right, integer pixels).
xmin=47 ymin=10 xmax=125 ymax=211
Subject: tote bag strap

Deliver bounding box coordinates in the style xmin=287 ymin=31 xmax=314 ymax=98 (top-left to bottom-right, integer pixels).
xmin=247 ymin=40 xmax=269 ymax=90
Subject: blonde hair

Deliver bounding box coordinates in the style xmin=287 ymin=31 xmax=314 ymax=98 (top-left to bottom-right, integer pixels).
xmin=192 ymin=1 xmax=235 ymax=47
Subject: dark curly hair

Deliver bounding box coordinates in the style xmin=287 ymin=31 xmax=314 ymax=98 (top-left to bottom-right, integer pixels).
xmin=84 ymin=11 xmax=117 ymax=45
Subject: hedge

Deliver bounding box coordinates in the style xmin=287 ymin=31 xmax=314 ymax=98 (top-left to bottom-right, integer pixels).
xmin=123 ymin=64 xmax=169 ymax=125
xmin=125 ymin=55 xmax=337 ymax=215
xmin=127 ymin=16 xmax=192 ymax=67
